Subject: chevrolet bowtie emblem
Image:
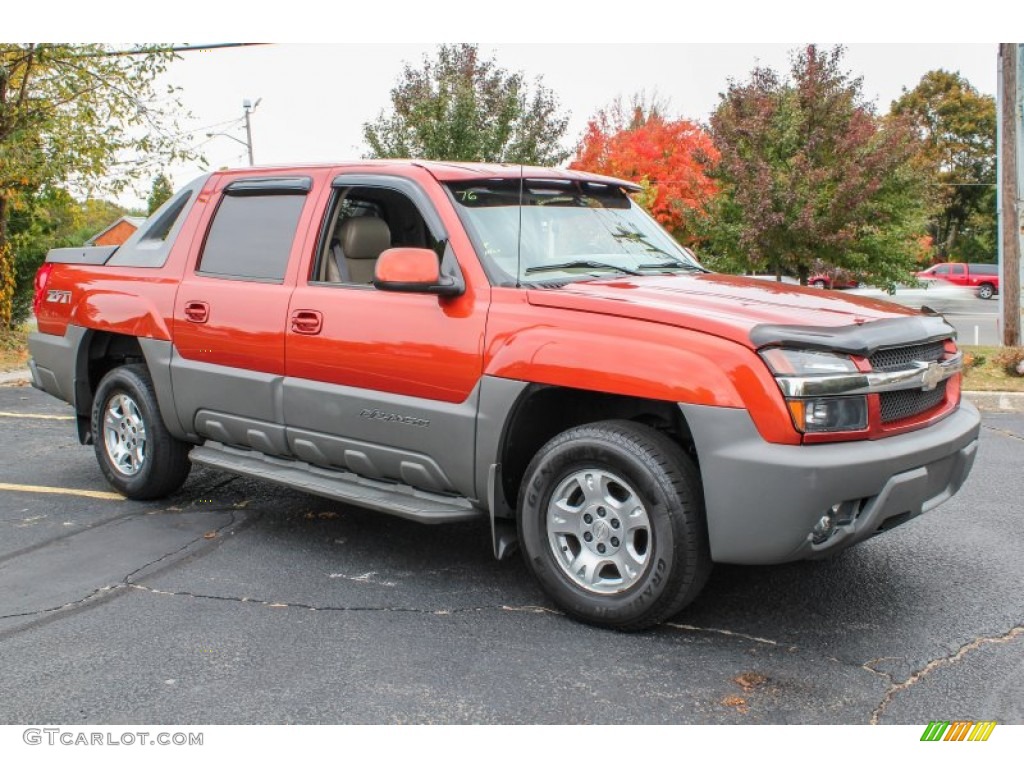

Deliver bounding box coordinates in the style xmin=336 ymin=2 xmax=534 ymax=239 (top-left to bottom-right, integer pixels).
xmin=921 ymin=362 xmax=944 ymax=391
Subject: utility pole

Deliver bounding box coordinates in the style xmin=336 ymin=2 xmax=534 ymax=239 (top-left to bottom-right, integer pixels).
xmin=998 ymin=44 xmax=1021 ymax=346
xmin=242 ymin=97 xmax=261 ymax=166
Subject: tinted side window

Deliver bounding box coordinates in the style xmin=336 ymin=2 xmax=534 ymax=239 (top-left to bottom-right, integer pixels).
xmin=199 ymin=194 xmax=305 ymax=281
xmin=142 ymin=191 xmax=191 ymax=243
xmin=974 ymin=264 xmax=998 ymax=275
xmin=932 ymin=265 xmax=949 ymax=275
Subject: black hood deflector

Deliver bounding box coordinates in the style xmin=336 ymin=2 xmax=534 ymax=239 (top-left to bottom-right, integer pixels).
xmin=750 ymin=315 xmax=956 ymax=356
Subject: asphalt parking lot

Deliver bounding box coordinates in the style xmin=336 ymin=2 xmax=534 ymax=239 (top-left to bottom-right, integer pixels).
xmin=0 ymin=382 xmax=1021 ymax=725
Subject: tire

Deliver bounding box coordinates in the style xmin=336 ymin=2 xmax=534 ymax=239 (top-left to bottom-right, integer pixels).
xmin=811 ymin=279 xmax=827 ymax=289
xmin=978 ymin=283 xmax=995 ymax=300
xmin=91 ymin=364 xmax=192 ymax=500
xmin=517 ymin=420 xmax=711 ymax=631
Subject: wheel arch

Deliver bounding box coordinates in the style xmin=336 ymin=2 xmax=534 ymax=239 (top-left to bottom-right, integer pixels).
xmin=483 ymin=381 xmax=696 ymax=528
xmin=72 ymin=331 xmax=185 ymax=443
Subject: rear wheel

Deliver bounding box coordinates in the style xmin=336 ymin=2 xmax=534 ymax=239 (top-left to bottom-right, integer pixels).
xmin=92 ymin=364 xmax=191 ymax=499
xmin=518 ymin=420 xmax=711 ymax=631
xmin=978 ymin=283 xmax=995 ymax=300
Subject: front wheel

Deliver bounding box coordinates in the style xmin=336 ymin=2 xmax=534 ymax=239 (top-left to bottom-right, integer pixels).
xmin=91 ymin=364 xmax=192 ymax=500
xmin=978 ymin=283 xmax=995 ymax=300
xmin=811 ymin=279 xmax=827 ymax=289
xmin=518 ymin=420 xmax=711 ymax=631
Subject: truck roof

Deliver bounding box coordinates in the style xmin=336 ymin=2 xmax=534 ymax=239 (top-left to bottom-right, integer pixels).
xmin=207 ymin=159 xmax=642 ymax=192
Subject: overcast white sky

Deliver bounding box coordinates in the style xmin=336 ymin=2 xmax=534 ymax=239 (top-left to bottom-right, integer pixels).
xmin=136 ymin=41 xmax=999 ymax=208
xmin=8 ymin=2 xmax=1007 ymax=209
xmin=116 ymin=42 xmax=996 ymax=209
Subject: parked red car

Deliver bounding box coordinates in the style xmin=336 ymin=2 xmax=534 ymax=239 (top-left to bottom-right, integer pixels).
xmin=809 ymin=269 xmax=860 ymax=290
xmin=916 ymin=262 xmax=1000 ymax=300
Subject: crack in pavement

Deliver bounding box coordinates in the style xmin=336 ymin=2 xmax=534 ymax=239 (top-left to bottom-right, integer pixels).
xmin=122 ymin=512 xmax=239 ymax=584
xmin=858 ymin=657 xmax=897 ymax=683
xmin=0 ymin=512 xmax=242 ymax=633
xmin=0 ymin=508 xmax=144 ymax=566
xmin=0 ymin=584 xmax=125 ymax=623
xmin=869 ymin=623 xmax=1024 ymax=724
xmin=665 ymin=622 xmax=796 ymax=649
xmin=982 ymin=424 xmax=1024 ymax=441
xmin=125 ymin=582 xmax=566 ymax=618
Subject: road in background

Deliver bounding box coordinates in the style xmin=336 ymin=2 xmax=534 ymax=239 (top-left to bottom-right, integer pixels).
xmin=847 ymin=287 xmax=1000 ymax=346
xmin=743 ymin=276 xmax=1003 ymax=345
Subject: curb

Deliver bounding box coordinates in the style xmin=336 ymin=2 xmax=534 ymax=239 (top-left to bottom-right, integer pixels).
xmin=3 ymin=366 xmax=1023 ymax=412
xmin=0 ymin=368 xmax=30 ymax=385
xmin=963 ymin=391 xmax=1024 ymax=413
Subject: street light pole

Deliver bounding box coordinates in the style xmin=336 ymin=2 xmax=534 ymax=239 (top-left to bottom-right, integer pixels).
xmin=998 ymin=45 xmax=1021 ymax=347
xmin=242 ymin=97 xmax=261 ymax=166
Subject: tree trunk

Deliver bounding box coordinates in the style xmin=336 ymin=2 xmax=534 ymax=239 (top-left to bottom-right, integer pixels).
xmin=0 ymin=193 xmax=14 ymax=330
xmin=943 ymin=220 xmax=958 ymax=262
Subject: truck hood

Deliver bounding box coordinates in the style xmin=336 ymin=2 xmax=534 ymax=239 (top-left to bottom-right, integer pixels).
xmin=526 ymin=273 xmax=928 ymax=350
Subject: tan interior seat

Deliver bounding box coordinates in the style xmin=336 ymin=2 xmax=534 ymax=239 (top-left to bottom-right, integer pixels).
xmin=338 ymin=217 xmax=391 ymax=284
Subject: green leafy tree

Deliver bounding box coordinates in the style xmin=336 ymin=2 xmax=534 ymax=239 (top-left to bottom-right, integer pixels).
xmin=363 ymin=44 xmax=570 ymax=165
xmin=0 ymin=44 xmax=196 ymax=329
xmin=146 ymin=172 xmax=174 ymax=215
xmin=891 ymin=70 xmax=997 ymax=263
xmin=7 ymin=188 xmax=127 ymax=325
xmin=697 ymin=45 xmax=929 ymax=288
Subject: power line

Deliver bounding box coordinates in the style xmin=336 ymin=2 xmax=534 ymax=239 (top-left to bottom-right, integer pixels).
xmin=72 ymin=43 xmax=270 ymax=57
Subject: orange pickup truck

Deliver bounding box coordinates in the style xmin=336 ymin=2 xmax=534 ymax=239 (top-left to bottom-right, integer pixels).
xmin=28 ymin=162 xmax=980 ymax=629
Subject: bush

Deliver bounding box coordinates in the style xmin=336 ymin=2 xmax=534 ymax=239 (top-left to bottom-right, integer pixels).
xmin=993 ymin=347 xmax=1024 ymax=377
xmin=962 ymin=351 xmax=984 ymax=371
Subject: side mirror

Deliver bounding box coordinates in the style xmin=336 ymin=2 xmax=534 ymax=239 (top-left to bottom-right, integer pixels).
xmin=373 ymin=248 xmax=463 ymax=296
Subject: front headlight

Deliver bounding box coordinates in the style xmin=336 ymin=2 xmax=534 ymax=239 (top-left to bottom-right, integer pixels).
xmin=759 ymin=348 xmax=868 ymax=434
xmin=759 ymin=348 xmax=859 ymax=375
xmin=786 ymin=396 xmax=868 ymax=433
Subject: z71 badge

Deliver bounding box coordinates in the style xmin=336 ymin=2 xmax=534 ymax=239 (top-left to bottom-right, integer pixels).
xmin=46 ymin=289 xmax=71 ymax=304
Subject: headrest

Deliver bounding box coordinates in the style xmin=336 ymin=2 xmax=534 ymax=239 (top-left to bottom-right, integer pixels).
xmin=339 ymin=217 xmax=391 ymax=260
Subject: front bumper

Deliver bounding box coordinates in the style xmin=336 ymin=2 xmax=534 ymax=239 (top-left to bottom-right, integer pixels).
xmin=680 ymin=401 xmax=981 ymax=564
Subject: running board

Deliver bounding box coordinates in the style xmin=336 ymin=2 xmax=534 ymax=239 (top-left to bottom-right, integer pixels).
xmin=190 ymin=442 xmax=482 ymax=524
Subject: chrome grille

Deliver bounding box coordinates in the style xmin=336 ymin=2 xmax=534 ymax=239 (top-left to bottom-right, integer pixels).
xmin=879 ymin=381 xmax=948 ymax=423
xmin=869 ymin=341 xmax=946 ymax=372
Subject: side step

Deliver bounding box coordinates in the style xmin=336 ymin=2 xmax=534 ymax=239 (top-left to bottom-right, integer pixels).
xmin=190 ymin=442 xmax=483 ymax=524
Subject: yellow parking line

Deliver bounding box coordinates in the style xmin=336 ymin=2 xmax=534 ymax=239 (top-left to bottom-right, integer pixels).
xmin=0 ymin=483 xmax=124 ymax=501
xmin=0 ymin=411 xmax=74 ymax=421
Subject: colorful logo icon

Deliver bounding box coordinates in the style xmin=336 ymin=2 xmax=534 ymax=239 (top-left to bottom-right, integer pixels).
xmin=920 ymin=721 xmax=997 ymax=742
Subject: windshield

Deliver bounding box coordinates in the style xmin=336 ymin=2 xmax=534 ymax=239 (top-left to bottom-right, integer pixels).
xmin=445 ymin=179 xmax=704 ymax=285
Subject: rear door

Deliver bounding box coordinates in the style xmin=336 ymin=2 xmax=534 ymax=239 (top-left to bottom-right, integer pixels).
xmin=947 ymin=263 xmax=967 ymax=286
xmin=171 ymin=175 xmax=319 ymax=452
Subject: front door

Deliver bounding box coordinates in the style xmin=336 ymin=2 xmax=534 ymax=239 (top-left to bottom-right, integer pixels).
xmin=283 ymin=177 xmax=489 ymax=496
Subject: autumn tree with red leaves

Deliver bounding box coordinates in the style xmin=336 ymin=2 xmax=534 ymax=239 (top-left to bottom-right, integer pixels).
xmin=570 ymin=97 xmax=718 ymax=244
xmin=699 ymin=45 xmax=929 ymax=288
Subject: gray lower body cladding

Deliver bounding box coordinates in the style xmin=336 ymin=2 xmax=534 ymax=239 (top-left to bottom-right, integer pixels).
xmin=27 ymin=328 xmax=87 ymax=406
xmin=681 ymin=401 xmax=981 ymax=564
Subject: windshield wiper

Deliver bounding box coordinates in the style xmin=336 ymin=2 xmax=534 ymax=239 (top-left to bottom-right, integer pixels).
xmin=636 ymin=260 xmax=706 ymax=272
xmin=525 ymin=260 xmax=641 ymax=276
